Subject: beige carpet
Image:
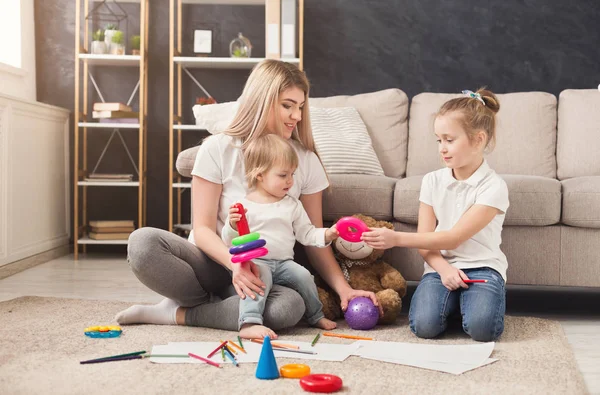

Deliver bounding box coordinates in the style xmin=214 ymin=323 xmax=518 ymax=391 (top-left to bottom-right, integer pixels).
xmin=0 ymin=297 xmax=588 ymax=395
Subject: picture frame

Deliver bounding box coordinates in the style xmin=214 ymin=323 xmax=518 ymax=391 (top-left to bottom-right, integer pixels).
xmin=194 ymin=30 xmax=212 ymax=54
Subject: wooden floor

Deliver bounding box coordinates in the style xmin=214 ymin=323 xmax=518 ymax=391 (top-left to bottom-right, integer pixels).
xmin=1 ymin=254 xmax=599 ymax=394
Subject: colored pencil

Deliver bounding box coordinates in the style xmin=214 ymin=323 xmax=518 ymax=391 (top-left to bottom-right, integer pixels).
xmin=188 ymin=352 xmax=222 ymax=368
xmin=206 ymin=341 xmax=228 ymax=358
xmin=237 ymin=335 xmax=244 ymax=350
xmin=79 ymin=350 xmax=146 ymax=364
xmin=222 ymin=349 xmax=239 ymax=366
xmin=80 ymin=355 xmax=143 ymax=364
xmin=251 ymin=338 xmax=299 ymax=349
xmin=221 ymin=347 xmax=226 ymax=361
xmin=228 ymin=340 xmax=247 ymax=354
xmin=223 ymin=345 xmax=237 ymax=360
xmin=464 ymin=279 xmax=488 ymax=283
xmin=311 ymin=333 xmax=321 ymax=347
xmin=221 ymin=340 xmax=238 ymax=355
xmin=323 ymin=332 xmax=373 ymax=341
xmin=272 ymin=348 xmax=317 ymax=355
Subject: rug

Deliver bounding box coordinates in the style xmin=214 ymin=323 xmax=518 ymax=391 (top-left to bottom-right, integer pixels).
xmin=0 ymin=297 xmax=588 ymax=395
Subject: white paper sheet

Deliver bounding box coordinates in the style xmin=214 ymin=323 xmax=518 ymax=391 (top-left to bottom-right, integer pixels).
xmin=149 ymin=340 xmax=359 ymax=364
xmin=361 ymin=355 xmax=498 ymax=375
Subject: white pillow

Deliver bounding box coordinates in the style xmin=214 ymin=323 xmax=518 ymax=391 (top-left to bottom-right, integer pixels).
xmin=310 ymin=106 xmax=385 ymax=176
xmin=192 ymin=101 xmax=238 ymax=134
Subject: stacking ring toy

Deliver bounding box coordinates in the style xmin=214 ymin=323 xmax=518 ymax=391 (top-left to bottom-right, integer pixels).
xmin=232 ymin=202 xmax=250 ymax=235
xmin=84 ymin=325 xmax=122 ymax=338
xmin=232 ymin=232 xmax=260 ymax=246
xmin=280 ymin=364 xmax=311 ymax=379
xmin=229 ymin=239 xmax=266 ymax=254
xmin=231 ymin=247 xmax=268 ymax=263
xmin=335 ymin=216 xmax=369 ymax=243
xmin=299 ymin=374 xmax=343 ymax=393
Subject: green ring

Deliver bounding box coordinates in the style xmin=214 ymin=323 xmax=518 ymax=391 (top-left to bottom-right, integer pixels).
xmin=232 ymin=232 xmax=260 ymax=246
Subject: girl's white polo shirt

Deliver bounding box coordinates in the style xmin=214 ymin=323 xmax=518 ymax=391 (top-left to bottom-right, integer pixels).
xmin=419 ymin=160 xmax=510 ymax=282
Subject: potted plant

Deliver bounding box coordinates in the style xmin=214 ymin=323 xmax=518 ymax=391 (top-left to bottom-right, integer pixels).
xmin=110 ymin=30 xmax=125 ymax=55
xmin=104 ymin=23 xmax=118 ymax=52
xmin=91 ymin=29 xmax=107 ymax=54
xmin=130 ymin=35 xmax=141 ymax=55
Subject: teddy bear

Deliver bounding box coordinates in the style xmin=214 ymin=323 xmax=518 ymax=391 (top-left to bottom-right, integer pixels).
xmin=316 ymin=214 xmax=407 ymax=325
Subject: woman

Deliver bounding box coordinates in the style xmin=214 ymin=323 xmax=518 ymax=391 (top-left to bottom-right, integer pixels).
xmin=115 ymin=59 xmax=380 ymax=332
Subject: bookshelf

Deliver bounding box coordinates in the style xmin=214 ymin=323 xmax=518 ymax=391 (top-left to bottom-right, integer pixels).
xmin=73 ymin=0 xmax=149 ymax=258
xmin=168 ymin=0 xmax=304 ymax=231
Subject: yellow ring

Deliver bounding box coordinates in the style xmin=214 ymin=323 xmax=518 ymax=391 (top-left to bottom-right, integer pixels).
xmin=280 ymin=363 xmax=311 ymax=379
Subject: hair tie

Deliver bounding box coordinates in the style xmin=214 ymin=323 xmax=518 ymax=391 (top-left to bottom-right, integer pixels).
xmin=462 ymin=90 xmax=485 ymax=106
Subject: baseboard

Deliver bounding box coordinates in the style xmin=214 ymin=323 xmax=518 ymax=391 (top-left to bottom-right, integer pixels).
xmin=0 ymin=245 xmax=71 ymax=280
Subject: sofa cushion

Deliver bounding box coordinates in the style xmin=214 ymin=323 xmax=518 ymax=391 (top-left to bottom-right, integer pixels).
xmin=406 ymin=92 xmax=557 ymax=178
xmin=176 ymin=145 xmax=200 ymax=178
xmin=557 ymin=89 xmax=600 ymax=180
xmin=311 ymin=89 xmax=409 ymax=178
xmin=561 ymin=176 xmax=600 ymax=228
xmin=394 ymin=174 xmax=561 ymax=226
xmin=310 ymin=106 xmax=384 ymax=176
xmin=323 ymin=174 xmax=396 ymax=221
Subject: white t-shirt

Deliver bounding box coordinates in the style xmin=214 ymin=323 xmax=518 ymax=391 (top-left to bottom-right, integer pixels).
xmin=419 ymin=160 xmax=510 ymax=282
xmin=190 ymin=133 xmax=329 ymax=242
xmin=222 ymin=196 xmax=328 ymax=261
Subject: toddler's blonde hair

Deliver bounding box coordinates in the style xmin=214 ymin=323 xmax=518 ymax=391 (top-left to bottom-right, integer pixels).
xmin=244 ymin=134 xmax=299 ymax=189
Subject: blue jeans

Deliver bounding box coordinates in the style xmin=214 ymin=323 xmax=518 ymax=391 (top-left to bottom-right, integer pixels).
xmin=239 ymin=259 xmax=324 ymax=329
xmin=408 ymin=267 xmax=506 ymax=342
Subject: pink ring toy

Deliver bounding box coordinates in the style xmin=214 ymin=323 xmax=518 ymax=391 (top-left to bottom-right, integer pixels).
xmin=231 ymin=247 xmax=269 ymax=263
xmin=335 ymin=216 xmax=369 ymax=243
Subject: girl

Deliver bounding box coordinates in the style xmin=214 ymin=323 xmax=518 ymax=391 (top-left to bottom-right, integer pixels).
xmin=224 ymin=134 xmax=338 ymax=339
xmin=362 ymin=88 xmax=508 ymax=342
xmin=115 ymin=59 xmax=380 ymax=331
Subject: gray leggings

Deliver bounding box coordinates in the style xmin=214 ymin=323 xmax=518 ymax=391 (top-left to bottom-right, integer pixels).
xmin=127 ymin=227 xmax=306 ymax=330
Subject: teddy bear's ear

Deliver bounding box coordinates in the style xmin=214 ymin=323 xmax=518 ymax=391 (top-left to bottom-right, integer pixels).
xmin=376 ymin=220 xmax=394 ymax=230
xmin=353 ymin=214 xmax=377 ymax=228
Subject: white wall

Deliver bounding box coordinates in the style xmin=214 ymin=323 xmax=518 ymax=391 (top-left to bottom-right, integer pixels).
xmin=0 ymin=0 xmax=36 ymax=101
xmin=0 ymin=94 xmax=70 ymax=267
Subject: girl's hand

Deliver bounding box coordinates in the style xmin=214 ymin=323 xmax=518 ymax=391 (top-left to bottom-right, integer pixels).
xmin=439 ymin=266 xmax=469 ymax=291
xmin=325 ymin=225 xmax=339 ymax=243
xmin=338 ymin=288 xmax=384 ymax=317
xmin=228 ymin=204 xmax=246 ymax=230
xmin=361 ymin=227 xmax=398 ymax=250
xmin=231 ymin=260 xmax=266 ymax=299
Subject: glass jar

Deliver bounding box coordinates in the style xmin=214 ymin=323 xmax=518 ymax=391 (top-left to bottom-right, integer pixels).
xmin=229 ymin=32 xmax=252 ymax=58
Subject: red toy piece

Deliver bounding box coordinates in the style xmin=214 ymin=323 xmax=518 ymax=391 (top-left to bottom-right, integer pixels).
xmin=233 ymin=203 xmax=250 ymax=236
xmin=299 ymin=374 xmax=343 ymax=393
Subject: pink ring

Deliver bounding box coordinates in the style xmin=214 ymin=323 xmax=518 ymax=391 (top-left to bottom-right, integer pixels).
xmin=231 ymin=247 xmax=269 ymax=263
xmin=335 ymin=216 xmax=369 ymax=243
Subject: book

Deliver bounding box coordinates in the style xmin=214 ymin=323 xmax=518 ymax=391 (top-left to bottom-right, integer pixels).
xmin=90 ymin=226 xmax=135 ymax=233
xmin=99 ymin=118 xmax=138 ymax=124
xmin=93 ymin=102 xmax=132 ymax=112
xmin=89 ymin=232 xmax=131 ymax=240
xmin=265 ymin=0 xmax=281 ymax=59
xmin=87 ymin=173 xmax=133 ymax=179
xmin=92 ymin=110 xmax=139 ymax=119
xmin=281 ymin=0 xmax=296 ymax=58
xmin=89 ymin=220 xmax=135 ymax=228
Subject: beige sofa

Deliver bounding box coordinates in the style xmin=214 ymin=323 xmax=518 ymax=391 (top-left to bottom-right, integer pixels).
xmin=176 ymin=88 xmax=600 ymax=288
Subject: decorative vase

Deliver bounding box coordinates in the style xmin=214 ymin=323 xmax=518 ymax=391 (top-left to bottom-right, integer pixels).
xmin=91 ymin=41 xmax=107 ymax=54
xmin=229 ymin=32 xmax=252 ymax=58
xmin=104 ymin=29 xmax=117 ymax=52
xmin=110 ymin=43 xmax=124 ymax=55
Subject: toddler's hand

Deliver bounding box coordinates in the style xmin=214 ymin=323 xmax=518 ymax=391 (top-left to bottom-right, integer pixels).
xmin=325 ymin=225 xmax=339 ymax=243
xmin=228 ymin=204 xmax=246 ymax=231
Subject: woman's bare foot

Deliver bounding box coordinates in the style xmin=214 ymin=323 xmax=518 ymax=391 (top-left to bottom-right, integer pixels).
xmin=239 ymin=323 xmax=278 ymax=340
xmin=315 ymin=317 xmax=337 ymax=330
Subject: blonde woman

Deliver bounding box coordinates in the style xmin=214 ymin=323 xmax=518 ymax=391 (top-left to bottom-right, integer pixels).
xmin=116 ymin=60 xmax=381 ymax=332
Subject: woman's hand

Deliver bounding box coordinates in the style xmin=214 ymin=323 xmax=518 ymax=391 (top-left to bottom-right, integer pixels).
xmin=361 ymin=227 xmax=399 ymax=250
xmin=439 ymin=266 xmax=469 ymax=291
xmin=231 ymin=260 xmax=266 ymax=299
xmin=338 ymin=288 xmax=384 ymax=316
xmin=228 ymin=204 xmax=246 ymax=231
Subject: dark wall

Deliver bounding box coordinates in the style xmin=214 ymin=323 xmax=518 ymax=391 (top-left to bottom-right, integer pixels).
xmin=35 ymin=0 xmax=600 ymax=237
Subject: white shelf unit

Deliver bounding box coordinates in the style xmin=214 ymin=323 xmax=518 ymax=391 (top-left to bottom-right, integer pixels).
xmin=74 ymin=0 xmax=149 ymax=257
xmin=168 ymin=0 xmax=305 ymax=231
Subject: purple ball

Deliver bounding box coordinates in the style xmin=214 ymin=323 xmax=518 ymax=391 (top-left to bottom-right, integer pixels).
xmin=344 ymin=297 xmax=379 ymax=330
